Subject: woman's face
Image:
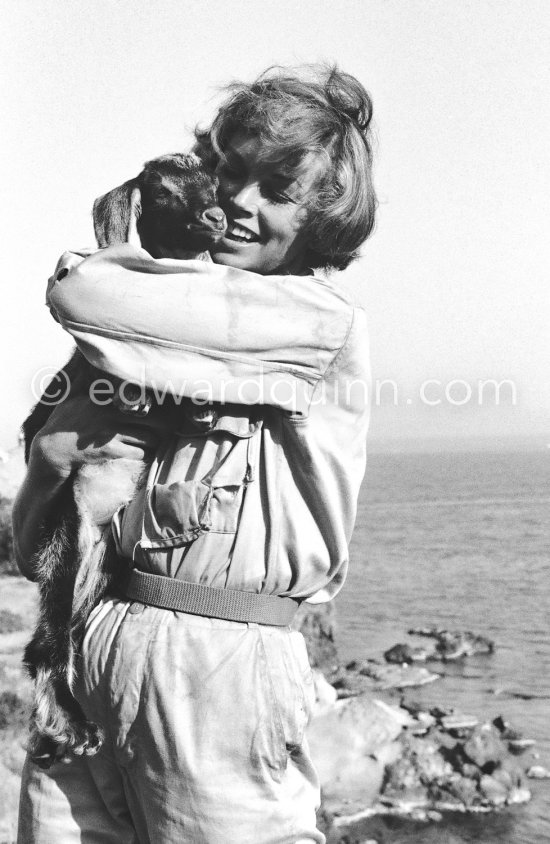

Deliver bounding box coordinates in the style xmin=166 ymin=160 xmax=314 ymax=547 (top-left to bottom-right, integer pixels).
xmin=210 ymin=134 xmax=325 ymax=275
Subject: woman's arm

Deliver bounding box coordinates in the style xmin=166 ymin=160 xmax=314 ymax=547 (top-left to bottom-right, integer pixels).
xmin=12 ymin=395 xmax=162 ymax=579
xmin=46 ymin=245 xmax=356 ymax=417
xmin=12 ymin=447 xmax=70 ymax=579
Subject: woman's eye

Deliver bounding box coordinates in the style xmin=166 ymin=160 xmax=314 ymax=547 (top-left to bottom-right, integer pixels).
xmin=263 ymin=185 xmax=295 ymax=204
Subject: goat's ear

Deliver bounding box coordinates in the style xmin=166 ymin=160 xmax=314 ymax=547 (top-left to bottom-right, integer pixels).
xmin=92 ymin=178 xmax=141 ymax=247
xmin=126 ymin=186 xmax=143 ymax=248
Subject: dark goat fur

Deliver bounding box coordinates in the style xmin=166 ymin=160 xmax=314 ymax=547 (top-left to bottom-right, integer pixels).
xmin=23 ymin=153 xmax=226 ymax=768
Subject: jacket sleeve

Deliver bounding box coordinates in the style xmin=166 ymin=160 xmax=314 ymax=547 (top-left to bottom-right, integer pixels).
xmin=278 ymin=306 xmax=371 ymax=602
xmin=47 ymin=244 xmax=356 ymax=417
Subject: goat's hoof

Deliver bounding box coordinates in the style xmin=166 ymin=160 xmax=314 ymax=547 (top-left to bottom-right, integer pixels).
xmin=29 ymin=721 xmax=104 ymax=769
xmin=30 ymin=736 xmax=63 ymax=770
xmin=71 ymin=721 xmax=103 ymax=757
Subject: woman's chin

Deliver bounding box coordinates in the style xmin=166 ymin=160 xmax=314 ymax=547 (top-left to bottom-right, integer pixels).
xmin=211 ymin=240 xmax=262 ymax=271
xmin=211 ymin=239 xmax=305 ymax=276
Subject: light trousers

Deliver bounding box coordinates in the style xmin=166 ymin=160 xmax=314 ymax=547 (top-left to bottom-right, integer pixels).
xmin=17 ymin=598 xmax=324 ymax=844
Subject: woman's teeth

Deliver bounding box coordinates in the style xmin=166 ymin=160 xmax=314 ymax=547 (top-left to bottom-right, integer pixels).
xmin=226 ymin=223 xmax=258 ymax=243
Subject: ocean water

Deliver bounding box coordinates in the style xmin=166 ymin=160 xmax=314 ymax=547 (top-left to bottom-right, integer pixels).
xmin=335 ymin=450 xmax=550 ymax=844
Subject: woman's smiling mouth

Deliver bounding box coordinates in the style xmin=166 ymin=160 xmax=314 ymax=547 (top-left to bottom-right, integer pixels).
xmin=225 ymin=221 xmax=261 ymax=243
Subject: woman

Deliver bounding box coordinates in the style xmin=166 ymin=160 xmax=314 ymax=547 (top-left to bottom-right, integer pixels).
xmin=15 ymin=64 xmax=376 ymax=844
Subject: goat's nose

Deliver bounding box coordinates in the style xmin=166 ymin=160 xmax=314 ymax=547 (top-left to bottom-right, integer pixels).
xmin=202 ymin=207 xmax=226 ymax=228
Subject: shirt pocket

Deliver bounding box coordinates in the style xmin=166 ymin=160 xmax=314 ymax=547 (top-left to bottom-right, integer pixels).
xmin=139 ymin=433 xmax=256 ymax=552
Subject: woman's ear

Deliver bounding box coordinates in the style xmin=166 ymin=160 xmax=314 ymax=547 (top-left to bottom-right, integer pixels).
xmin=92 ymin=179 xmax=141 ymax=247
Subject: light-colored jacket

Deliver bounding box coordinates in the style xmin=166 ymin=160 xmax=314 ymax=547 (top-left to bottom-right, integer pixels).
xmin=47 ymin=245 xmax=370 ymax=603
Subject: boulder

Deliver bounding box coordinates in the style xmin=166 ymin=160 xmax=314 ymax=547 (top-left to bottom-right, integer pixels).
xmin=436 ymin=773 xmax=480 ymax=808
xmin=312 ymin=669 xmax=338 ymax=714
xmin=331 ymin=669 xmax=377 ymax=698
xmin=392 ymin=734 xmax=453 ymax=787
xmin=358 ymin=661 xmax=440 ymax=690
xmin=462 ymin=724 xmax=508 ymax=771
xmin=294 ymin=602 xmax=339 ymax=673
xmin=492 ymin=715 xmax=536 ymax=752
xmin=527 ymin=765 xmax=550 ymax=779
xmin=384 ymin=643 xmax=433 ymax=664
xmin=407 ymin=627 xmax=494 ymax=660
xmin=307 ymin=697 xmax=406 ymax=810
xmin=479 ymin=773 xmax=509 ymax=805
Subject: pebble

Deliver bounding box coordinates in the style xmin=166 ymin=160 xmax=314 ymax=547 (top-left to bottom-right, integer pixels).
xmin=526 ymin=765 xmax=550 ymax=780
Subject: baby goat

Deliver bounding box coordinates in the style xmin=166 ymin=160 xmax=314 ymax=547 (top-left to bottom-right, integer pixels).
xmin=23 ymin=153 xmax=226 ymax=769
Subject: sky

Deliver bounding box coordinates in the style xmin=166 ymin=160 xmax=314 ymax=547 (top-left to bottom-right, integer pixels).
xmin=2 ymin=0 xmax=549 ymax=450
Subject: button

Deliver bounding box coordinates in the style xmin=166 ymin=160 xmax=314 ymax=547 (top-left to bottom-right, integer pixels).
xmin=128 ymin=601 xmax=144 ymax=614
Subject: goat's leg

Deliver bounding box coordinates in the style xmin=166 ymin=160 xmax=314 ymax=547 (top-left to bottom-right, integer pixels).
xmin=24 ymin=496 xmax=105 ymax=768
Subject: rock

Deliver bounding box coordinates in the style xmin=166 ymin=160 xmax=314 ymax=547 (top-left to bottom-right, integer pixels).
xmin=331 ymin=670 xmax=377 ymax=698
xmin=492 ymin=714 xmax=521 ymax=740
xmin=384 ymin=643 xmax=414 ymax=664
xmin=499 ymin=755 xmax=527 ymax=787
xmin=371 ymin=699 xmax=416 ymax=729
xmin=526 ymin=765 xmax=550 ymax=779
xmin=409 ymin=711 xmax=436 ymax=734
xmin=383 ymin=734 xmax=454 ymax=807
xmin=434 ymin=773 xmax=480 ymax=808
xmin=307 ymin=697 xmax=406 ymax=810
xmin=398 ymin=701 xmax=437 ymax=734
xmin=462 ymin=725 xmax=508 ymax=770
xmin=480 ymin=773 xmax=508 ymax=805
xmin=384 ymin=643 xmax=433 ymax=664
xmin=434 ymin=631 xmax=480 ymax=661
xmin=430 ymin=706 xmax=479 ymax=732
xmin=408 ymin=627 xmax=494 ymax=660
xmin=294 ymin=602 xmax=339 ymax=673
xmin=359 ymin=662 xmax=440 ymax=689
xmin=382 ymin=752 xmax=430 ymax=806
xmin=508 ymin=738 xmax=536 ymax=753
xmin=492 ymin=715 xmax=536 ymax=752
xmin=312 ymin=669 xmax=338 ymax=714
xmin=301 ymin=617 xmax=529 ymax=824
xmin=507 ymin=786 xmax=532 ymax=805
xmin=461 ymin=762 xmax=481 ymax=780
xmin=409 ymin=626 xmax=442 ymax=637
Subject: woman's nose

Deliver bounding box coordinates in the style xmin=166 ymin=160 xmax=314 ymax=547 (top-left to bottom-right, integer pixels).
xmin=227 ymin=181 xmax=261 ymax=213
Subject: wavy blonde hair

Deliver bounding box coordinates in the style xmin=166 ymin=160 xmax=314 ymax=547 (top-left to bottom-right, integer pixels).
xmin=194 ymin=64 xmax=377 ymax=271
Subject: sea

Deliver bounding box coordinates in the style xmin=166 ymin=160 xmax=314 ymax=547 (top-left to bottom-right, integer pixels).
xmin=335 ymin=449 xmax=550 ymax=844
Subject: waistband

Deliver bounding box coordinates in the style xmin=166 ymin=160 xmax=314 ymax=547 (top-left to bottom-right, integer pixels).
xmin=118 ymin=568 xmax=302 ymax=627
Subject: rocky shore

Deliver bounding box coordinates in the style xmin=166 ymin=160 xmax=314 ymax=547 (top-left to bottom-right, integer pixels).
xmin=295 ymin=604 xmax=545 ymax=843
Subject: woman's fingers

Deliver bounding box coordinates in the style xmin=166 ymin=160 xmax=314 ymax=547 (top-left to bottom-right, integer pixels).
xmin=104 ymin=439 xmax=152 ymax=463
xmin=35 ymin=395 xmax=165 ymax=474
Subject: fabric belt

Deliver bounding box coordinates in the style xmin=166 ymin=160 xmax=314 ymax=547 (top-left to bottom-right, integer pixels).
xmin=119 ymin=568 xmax=302 ymax=627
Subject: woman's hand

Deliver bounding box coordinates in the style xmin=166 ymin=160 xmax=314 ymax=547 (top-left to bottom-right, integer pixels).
xmin=13 ymin=394 xmax=163 ymax=579
xmin=33 ymin=394 xmax=162 ymax=477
